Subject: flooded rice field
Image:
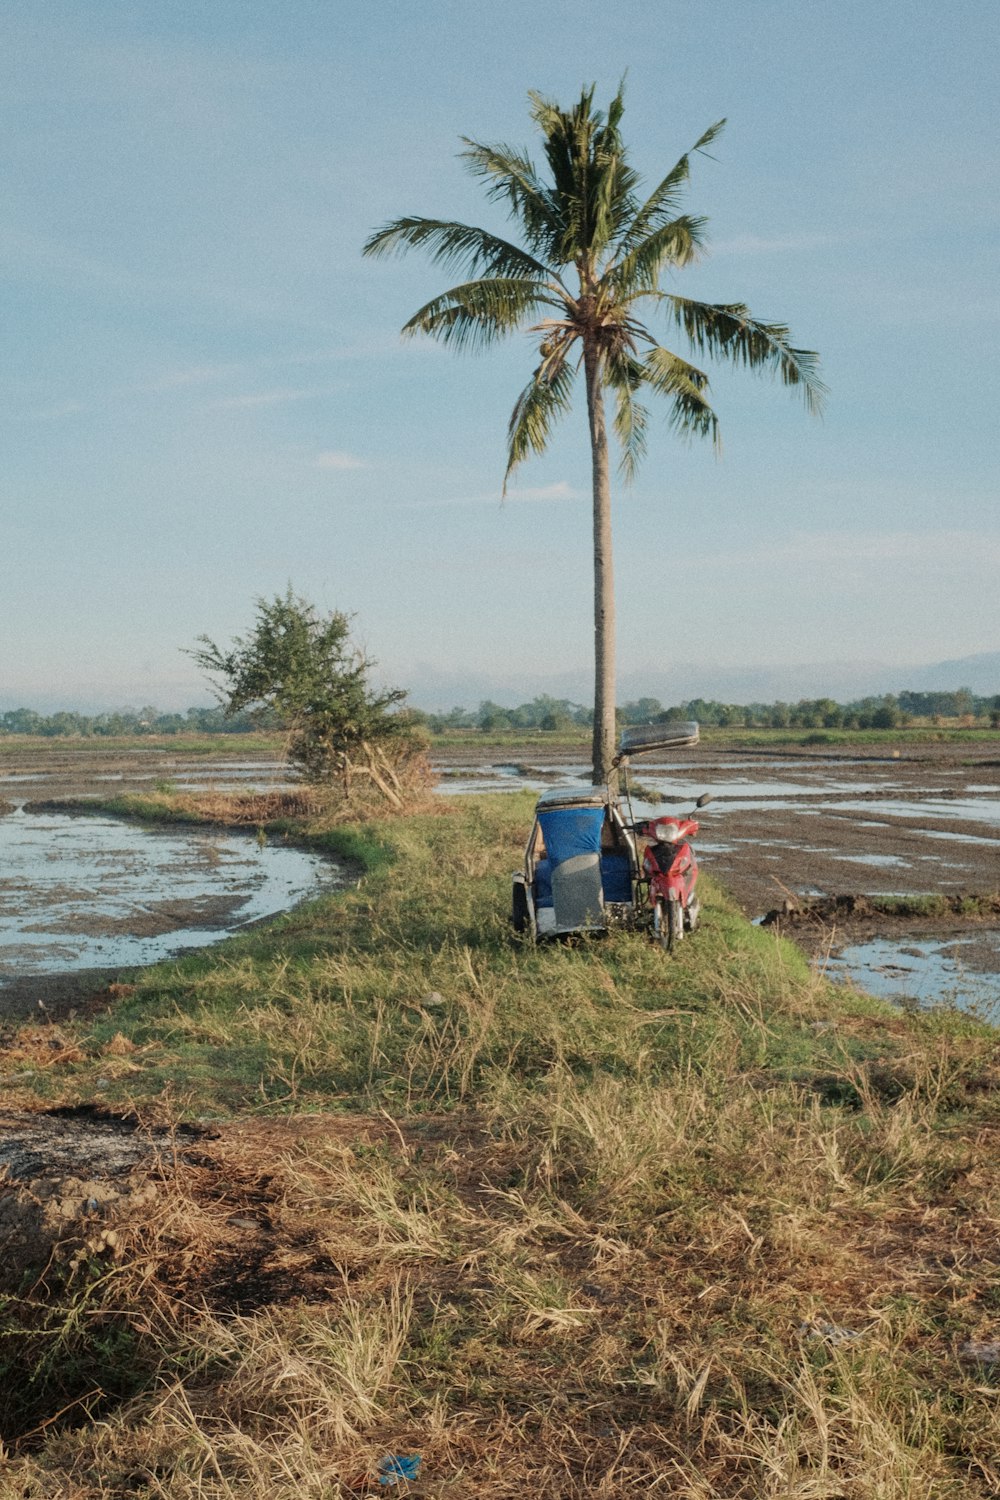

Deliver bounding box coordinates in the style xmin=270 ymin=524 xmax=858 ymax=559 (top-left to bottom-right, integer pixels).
xmin=0 ymin=744 xmax=292 ymax=804
xmin=439 ymin=741 xmax=1000 ymax=905
xmin=824 ymin=932 xmax=1000 ymax=1021
xmin=0 ymin=806 xmax=337 ymax=989
xmin=438 ymin=737 xmax=1000 ymax=1020
xmin=0 ymin=765 xmax=340 ymax=1016
xmin=1 ymin=735 xmax=998 ymax=1019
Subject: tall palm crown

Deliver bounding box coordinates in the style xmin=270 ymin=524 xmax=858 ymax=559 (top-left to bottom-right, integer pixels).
xmin=364 ymin=85 xmax=825 ymax=782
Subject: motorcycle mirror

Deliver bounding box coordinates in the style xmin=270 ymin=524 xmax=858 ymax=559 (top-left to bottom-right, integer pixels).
xmin=695 ymin=793 xmax=712 ymax=808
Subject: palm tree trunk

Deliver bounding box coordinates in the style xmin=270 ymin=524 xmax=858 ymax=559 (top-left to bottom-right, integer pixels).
xmin=584 ymin=338 xmax=616 ymax=786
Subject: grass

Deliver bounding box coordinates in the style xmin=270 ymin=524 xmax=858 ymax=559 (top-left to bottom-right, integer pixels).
xmin=2 ymin=790 xmax=1000 ymax=1495
xmin=2 ymin=723 xmax=998 ymax=788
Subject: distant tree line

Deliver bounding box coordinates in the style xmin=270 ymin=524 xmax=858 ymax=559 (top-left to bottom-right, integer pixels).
xmin=0 ymin=705 xmax=267 ymax=737
xmin=416 ymin=687 xmax=1000 ymax=733
xmin=4 ymin=685 xmax=999 ymax=738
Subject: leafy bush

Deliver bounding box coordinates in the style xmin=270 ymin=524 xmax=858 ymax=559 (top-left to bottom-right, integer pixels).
xmin=191 ymin=590 xmax=424 ymax=800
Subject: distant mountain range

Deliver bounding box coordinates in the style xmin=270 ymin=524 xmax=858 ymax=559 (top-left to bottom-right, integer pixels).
xmin=403 ymin=652 xmax=1000 ymax=712
xmin=3 ymin=652 xmax=999 ymax=717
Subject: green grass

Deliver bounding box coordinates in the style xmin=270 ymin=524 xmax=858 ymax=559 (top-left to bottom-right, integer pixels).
xmin=3 ymin=791 xmax=1000 ymax=1496
xmin=2 ymin=793 xmax=920 ymax=1118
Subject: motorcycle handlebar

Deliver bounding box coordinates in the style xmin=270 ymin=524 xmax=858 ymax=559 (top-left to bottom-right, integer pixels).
xmin=625 ymin=794 xmax=712 ymax=831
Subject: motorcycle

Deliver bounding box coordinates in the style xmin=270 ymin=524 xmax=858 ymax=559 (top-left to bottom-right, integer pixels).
xmin=630 ymin=794 xmax=712 ymax=950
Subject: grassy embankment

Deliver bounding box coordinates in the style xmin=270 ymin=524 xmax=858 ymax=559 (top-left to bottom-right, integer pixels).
xmin=0 ymin=733 xmax=287 ymax=760
xmin=2 ymin=789 xmax=1000 ymax=1496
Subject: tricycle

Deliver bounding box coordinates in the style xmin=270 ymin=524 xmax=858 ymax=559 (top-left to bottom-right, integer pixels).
xmin=510 ymin=721 xmax=710 ymax=950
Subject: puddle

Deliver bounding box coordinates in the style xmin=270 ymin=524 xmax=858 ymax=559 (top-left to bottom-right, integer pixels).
xmin=824 ymin=934 xmax=1000 ymax=1023
xmin=829 ymin=853 xmax=909 ymax=868
xmin=0 ymin=808 xmax=340 ymax=993
xmin=921 ymin=828 xmax=1000 ymax=847
xmin=834 ymin=797 xmax=1000 ymax=827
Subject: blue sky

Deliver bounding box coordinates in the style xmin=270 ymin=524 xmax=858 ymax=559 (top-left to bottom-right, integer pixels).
xmin=3 ymin=0 xmax=998 ymax=710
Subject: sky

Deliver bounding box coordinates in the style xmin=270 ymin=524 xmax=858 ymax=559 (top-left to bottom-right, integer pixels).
xmin=2 ymin=0 xmax=998 ymax=712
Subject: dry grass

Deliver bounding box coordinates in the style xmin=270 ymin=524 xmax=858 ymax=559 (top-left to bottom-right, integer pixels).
xmin=5 ymin=1074 xmax=999 ymax=1495
xmin=2 ymin=794 xmax=1000 ymax=1495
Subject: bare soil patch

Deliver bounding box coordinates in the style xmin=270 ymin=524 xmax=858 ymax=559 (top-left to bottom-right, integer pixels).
xmin=761 ymin=891 xmax=1000 ymax=956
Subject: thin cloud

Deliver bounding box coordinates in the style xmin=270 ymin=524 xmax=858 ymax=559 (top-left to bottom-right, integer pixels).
xmin=14 ymin=399 xmax=87 ymax=422
xmin=505 ymin=481 xmax=581 ymax=502
xmin=150 ymin=339 xmax=428 ymax=393
xmin=711 ymin=232 xmax=833 ymax=256
xmin=702 ymin=529 xmax=1000 ymax=573
xmin=315 ymin=450 xmax=366 ymax=470
xmin=211 ymin=387 xmax=338 ymax=410
xmin=144 ymin=363 xmax=247 ymax=392
xmin=397 ymin=480 xmax=581 ymax=510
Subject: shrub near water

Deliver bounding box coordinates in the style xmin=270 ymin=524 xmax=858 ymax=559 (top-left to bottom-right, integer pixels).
xmin=2 ymin=792 xmax=1000 ymax=1496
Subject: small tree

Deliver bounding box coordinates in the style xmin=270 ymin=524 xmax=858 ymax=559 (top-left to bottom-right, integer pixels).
xmin=191 ymin=591 xmax=420 ymax=804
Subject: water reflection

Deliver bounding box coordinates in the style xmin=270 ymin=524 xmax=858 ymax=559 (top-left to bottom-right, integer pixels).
xmin=824 ymin=934 xmax=1000 ymax=1024
xmin=0 ymin=808 xmax=339 ymax=989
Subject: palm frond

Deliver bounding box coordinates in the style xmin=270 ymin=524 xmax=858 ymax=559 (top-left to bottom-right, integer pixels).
xmin=526 ymin=85 xmax=641 ymax=266
xmin=505 ymin=355 xmax=576 ymax=484
xmin=617 ymin=119 xmax=725 ymax=254
xmin=459 ymin=140 xmax=560 ymax=254
xmin=610 ymin=214 xmax=709 ymax=293
xmin=403 ymin=278 xmax=555 ymax=352
xmin=591 ymin=82 xmax=639 ymax=258
xmin=604 ymin=351 xmax=649 ymax=482
xmin=528 ymin=90 xmax=588 ymax=260
xmin=642 ymin=344 xmax=719 ymax=445
xmin=362 ymin=217 xmax=552 ymax=282
xmin=592 ymin=146 xmax=639 ymax=261
xmin=658 ymin=295 xmax=827 ymax=413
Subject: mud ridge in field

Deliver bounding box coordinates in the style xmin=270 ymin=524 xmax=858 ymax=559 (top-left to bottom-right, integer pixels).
xmin=761 ymin=891 xmax=1000 ymax=953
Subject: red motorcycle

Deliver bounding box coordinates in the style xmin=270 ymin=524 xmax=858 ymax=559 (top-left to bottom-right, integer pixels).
xmin=632 ymin=794 xmax=711 ymax=950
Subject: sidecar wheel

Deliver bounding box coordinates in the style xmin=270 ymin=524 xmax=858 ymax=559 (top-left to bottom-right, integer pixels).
xmin=511 ymin=882 xmax=536 ymax=943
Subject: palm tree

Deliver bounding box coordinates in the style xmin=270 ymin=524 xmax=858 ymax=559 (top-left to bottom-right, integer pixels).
xmin=363 ymin=84 xmax=825 ymax=784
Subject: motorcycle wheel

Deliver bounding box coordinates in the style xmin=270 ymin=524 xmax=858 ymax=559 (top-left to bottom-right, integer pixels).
xmin=654 ymin=898 xmax=684 ymax=952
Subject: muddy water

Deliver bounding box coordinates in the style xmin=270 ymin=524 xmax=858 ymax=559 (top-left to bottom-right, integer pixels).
xmin=439 ymin=745 xmax=1000 ymax=911
xmin=0 ymin=805 xmax=339 ymax=1016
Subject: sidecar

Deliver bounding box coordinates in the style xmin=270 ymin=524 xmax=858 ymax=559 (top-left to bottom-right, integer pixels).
xmin=511 ymin=788 xmax=638 ymax=939
xmin=510 ymin=720 xmax=699 ymax=941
